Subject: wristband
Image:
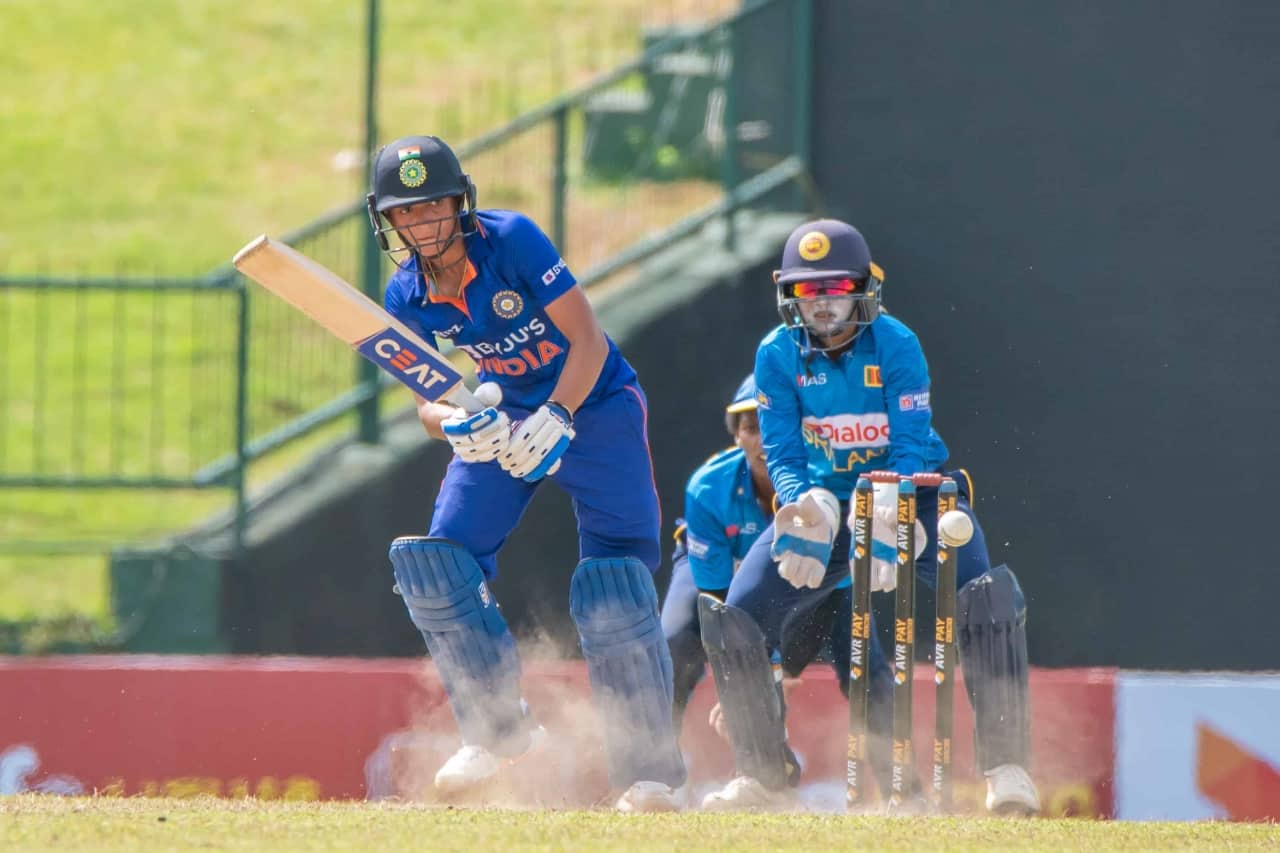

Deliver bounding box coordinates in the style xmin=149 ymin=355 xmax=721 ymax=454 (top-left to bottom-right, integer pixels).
xmin=545 ymin=399 xmax=574 ymax=427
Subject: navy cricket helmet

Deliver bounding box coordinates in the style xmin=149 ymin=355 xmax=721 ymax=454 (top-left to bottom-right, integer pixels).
xmin=774 ymin=219 xmax=885 ymax=351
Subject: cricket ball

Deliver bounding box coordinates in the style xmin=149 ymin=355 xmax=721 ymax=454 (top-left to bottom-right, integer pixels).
xmin=938 ymin=510 xmax=974 ymax=547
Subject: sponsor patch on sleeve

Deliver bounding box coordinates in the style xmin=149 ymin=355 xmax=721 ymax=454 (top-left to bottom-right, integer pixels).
xmin=686 ymin=533 xmax=710 ymax=559
xmin=540 ymin=258 xmax=568 ymax=285
xmin=755 ymin=390 xmax=771 ymax=408
xmin=898 ymin=390 xmax=931 ymax=412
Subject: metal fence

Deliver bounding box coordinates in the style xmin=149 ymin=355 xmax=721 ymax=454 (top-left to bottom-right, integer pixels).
xmin=0 ymin=0 xmax=813 ymax=557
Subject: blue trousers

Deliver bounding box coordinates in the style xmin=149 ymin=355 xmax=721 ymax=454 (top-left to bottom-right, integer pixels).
xmin=428 ymin=384 xmax=662 ymax=576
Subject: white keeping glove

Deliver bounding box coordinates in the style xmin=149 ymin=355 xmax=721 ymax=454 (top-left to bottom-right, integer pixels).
xmin=499 ymin=401 xmax=576 ymax=482
xmin=854 ymin=482 xmax=929 ymax=592
xmin=771 ymin=488 xmax=840 ymax=589
xmin=440 ymin=382 xmax=509 ymax=463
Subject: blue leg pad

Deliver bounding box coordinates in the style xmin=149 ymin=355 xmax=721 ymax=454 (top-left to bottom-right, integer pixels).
xmin=570 ymin=556 xmax=688 ymax=789
xmin=390 ymin=537 xmax=525 ymax=750
xmin=957 ymin=564 xmax=1031 ymax=771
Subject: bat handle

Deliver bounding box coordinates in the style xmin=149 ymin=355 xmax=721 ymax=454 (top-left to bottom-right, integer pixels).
xmin=448 ymin=382 xmax=500 ymax=414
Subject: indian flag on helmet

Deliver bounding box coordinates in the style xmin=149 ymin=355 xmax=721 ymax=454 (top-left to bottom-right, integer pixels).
xmin=397 ymin=145 xmax=421 ymax=161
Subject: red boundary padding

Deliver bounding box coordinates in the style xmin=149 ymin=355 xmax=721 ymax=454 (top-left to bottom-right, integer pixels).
xmin=0 ymin=656 xmax=1114 ymax=815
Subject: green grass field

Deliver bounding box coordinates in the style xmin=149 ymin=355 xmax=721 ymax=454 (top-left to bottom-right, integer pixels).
xmin=1 ymin=0 xmax=729 ymax=273
xmin=0 ymin=0 xmax=732 ymax=627
xmin=2 ymin=797 xmax=1274 ymax=852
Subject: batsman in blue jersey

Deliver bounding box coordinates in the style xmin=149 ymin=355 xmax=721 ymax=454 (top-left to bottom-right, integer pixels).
xmin=367 ymin=135 xmax=685 ymax=812
xmin=698 ymin=220 xmax=1040 ymax=815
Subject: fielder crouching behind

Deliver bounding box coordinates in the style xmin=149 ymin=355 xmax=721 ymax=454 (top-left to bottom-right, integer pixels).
xmin=368 ymin=134 xmax=685 ymax=812
xmin=697 ymin=219 xmax=1040 ymax=814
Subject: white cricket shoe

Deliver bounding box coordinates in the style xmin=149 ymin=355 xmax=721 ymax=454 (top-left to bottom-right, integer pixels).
xmin=434 ymin=725 xmax=547 ymax=796
xmin=985 ymin=764 xmax=1041 ymax=816
xmin=614 ymin=780 xmax=683 ymax=813
xmin=700 ymin=776 xmax=794 ymax=812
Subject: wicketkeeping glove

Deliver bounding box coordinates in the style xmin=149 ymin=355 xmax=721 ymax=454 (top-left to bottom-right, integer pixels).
xmin=859 ymin=482 xmax=928 ymax=592
xmin=771 ymin=488 xmax=840 ymax=589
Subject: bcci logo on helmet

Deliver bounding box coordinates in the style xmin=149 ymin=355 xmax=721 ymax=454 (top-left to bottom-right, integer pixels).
xmin=399 ymin=160 xmax=427 ymax=188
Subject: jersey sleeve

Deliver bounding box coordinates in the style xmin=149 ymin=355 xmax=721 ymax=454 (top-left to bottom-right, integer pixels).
xmin=880 ymin=329 xmax=935 ymax=475
xmin=382 ymin=276 xmax=438 ymax=346
xmin=383 ymin=275 xmax=406 ymax=317
xmin=755 ymin=339 xmax=810 ymax=506
xmin=501 ymin=213 xmax=577 ymax=306
xmin=684 ymin=481 xmax=735 ymax=591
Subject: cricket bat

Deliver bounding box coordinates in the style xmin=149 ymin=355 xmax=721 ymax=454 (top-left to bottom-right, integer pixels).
xmin=232 ymin=235 xmax=483 ymax=412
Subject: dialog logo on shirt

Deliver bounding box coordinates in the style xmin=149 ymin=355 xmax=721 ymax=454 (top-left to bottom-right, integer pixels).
xmin=801 ymin=413 xmax=891 ymax=448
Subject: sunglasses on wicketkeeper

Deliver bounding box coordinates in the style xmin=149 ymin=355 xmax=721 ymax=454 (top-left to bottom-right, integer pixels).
xmin=780 ymin=277 xmax=867 ymax=299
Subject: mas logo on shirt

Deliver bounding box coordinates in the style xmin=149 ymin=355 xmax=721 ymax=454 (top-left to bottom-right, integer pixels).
xmin=864 ymin=365 xmax=882 ymax=387
xmin=541 ymin=258 xmax=568 ymax=285
xmin=797 ymin=372 xmax=827 ymax=388
xmin=898 ymin=390 xmax=931 ymax=412
xmin=491 ymin=289 xmax=523 ymax=319
xmin=797 ymin=231 xmax=831 ymax=262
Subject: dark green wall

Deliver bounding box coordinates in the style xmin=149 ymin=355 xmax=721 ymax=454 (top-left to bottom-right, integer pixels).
xmin=810 ymin=1 xmax=1280 ymax=667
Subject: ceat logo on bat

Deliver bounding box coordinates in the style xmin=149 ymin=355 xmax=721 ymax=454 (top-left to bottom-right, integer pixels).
xmin=356 ymin=327 xmax=463 ymax=402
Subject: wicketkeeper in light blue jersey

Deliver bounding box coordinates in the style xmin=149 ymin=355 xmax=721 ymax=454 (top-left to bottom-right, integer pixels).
xmin=698 ymin=219 xmax=1041 ymax=815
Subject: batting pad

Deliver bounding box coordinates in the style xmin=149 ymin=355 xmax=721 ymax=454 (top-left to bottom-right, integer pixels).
xmin=957 ymin=564 xmax=1032 ymax=772
xmin=698 ymin=595 xmax=799 ymax=790
xmin=570 ymin=557 xmax=687 ymax=789
xmin=390 ymin=537 xmax=526 ymax=750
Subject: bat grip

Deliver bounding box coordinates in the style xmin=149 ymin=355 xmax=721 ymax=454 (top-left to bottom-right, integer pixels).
xmin=449 ymin=387 xmax=485 ymax=413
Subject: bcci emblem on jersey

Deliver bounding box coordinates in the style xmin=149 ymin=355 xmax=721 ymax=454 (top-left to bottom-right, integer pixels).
xmin=491 ymin=289 xmax=524 ymax=319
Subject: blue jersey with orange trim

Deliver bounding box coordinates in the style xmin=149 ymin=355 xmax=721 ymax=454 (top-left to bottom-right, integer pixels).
xmin=383 ymin=209 xmax=635 ymax=412
xmin=754 ymin=313 xmax=950 ymax=506
xmin=683 ymin=447 xmax=771 ymax=591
